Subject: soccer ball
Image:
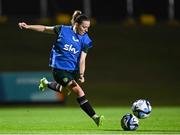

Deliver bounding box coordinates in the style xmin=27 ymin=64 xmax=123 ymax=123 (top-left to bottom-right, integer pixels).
xmin=132 ymin=99 xmax=152 ymax=119
xmin=121 ymin=113 xmax=139 ymax=131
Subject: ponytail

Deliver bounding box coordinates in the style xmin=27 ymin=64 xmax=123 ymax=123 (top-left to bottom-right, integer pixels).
xmin=71 ymin=10 xmax=82 ymax=26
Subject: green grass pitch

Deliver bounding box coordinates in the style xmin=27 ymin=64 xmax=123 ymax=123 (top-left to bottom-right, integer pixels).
xmin=0 ymin=106 xmax=180 ymax=134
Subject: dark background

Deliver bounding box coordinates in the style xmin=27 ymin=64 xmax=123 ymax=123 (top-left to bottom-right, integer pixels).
xmin=1 ymin=0 xmax=180 ymax=21
xmin=0 ymin=0 xmax=180 ymax=106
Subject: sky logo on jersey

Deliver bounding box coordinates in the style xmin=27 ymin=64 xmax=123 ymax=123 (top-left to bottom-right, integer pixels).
xmin=63 ymin=44 xmax=79 ymax=54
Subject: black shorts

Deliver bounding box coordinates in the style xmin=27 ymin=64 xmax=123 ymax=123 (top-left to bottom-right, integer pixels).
xmin=52 ymin=68 xmax=79 ymax=87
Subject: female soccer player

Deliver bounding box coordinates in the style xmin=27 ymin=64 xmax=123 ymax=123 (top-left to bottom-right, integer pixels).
xmin=18 ymin=10 xmax=104 ymax=126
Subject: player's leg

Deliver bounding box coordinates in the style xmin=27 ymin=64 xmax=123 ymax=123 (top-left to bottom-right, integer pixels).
xmin=47 ymin=68 xmax=104 ymax=126
xmin=39 ymin=77 xmax=62 ymax=92
xmin=66 ymin=80 xmax=104 ymax=126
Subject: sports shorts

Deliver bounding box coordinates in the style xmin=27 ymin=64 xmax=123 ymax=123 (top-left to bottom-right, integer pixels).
xmin=52 ymin=68 xmax=79 ymax=87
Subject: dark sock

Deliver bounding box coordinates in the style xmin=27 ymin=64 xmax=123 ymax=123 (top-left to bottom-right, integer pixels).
xmin=77 ymin=96 xmax=96 ymax=117
xmin=48 ymin=82 xmax=61 ymax=92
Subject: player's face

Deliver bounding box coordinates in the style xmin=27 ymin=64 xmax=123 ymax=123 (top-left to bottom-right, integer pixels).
xmin=77 ymin=20 xmax=90 ymax=35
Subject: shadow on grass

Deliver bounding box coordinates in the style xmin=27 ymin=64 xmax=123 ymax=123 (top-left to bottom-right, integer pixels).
xmin=103 ymin=129 xmax=180 ymax=133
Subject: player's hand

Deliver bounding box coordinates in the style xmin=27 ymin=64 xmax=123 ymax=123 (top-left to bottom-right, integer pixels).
xmin=18 ymin=22 xmax=29 ymax=29
xmin=79 ymin=74 xmax=85 ymax=83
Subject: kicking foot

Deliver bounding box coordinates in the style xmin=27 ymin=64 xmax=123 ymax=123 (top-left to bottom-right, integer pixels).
xmin=93 ymin=115 xmax=104 ymax=127
xmin=39 ymin=77 xmax=48 ymax=91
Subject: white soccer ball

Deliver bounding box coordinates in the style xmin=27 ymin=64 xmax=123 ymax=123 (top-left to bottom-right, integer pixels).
xmin=132 ymin=99 xmax=152 ymax=119
xmin=121 ymin=113 xmax=139 ymax=131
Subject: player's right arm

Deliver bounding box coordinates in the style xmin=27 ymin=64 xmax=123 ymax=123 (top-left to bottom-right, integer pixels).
xmin=18 ymin=22 xmax=55 ymax=34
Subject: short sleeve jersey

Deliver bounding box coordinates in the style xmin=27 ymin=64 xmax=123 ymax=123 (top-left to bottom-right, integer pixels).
xmin=49 ymin=25 xmax=92 ymax=71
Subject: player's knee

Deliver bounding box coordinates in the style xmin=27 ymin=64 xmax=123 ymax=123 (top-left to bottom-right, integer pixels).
xmin=67 ymin=80 xmax=84 ymax=96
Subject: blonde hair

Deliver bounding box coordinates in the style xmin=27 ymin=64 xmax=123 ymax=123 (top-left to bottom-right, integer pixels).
xmin=71 ymin=10 xmax=82 ymax=26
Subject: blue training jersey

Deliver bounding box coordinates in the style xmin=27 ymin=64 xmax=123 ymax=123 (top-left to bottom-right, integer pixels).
xmin=49 ymin=25 xmax=92 ymax=71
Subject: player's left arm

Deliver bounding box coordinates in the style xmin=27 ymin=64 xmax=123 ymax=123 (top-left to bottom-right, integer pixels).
xmin=79 ymin=51 xmax=87 ymax=83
